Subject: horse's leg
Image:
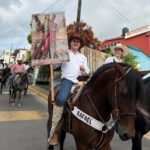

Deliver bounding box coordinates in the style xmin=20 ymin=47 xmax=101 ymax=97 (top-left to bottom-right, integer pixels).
xmin=24 ymin=84 xmax=28 ymax=96
xmin=9 ymin=87 xmax=12 ymax=103
xmin=59 ymin=129 xmax=67 ymax=150
xmin=132 ymin=132 xmax=142 ymax=150
xmin=101 ymin=144 xmax=111 ymax=150
xmin=76 ymin=142 xmax=88 ymax=150
xmin=1 ymin=81 xmax=4 ymax=92
xmin=11 ymin=90 xmax=16 ymax=107
xmin=0 ymin=82 xmax=2 ymax=94
xmin=17 ymin=91 xmax=22 ymax=107
xmin=9 ymin=84 xmax=14 ymax=103
xmin=1 ymin=79 xmax=6 ymax=93
xmin=47 ymin=119 xmax=54 ymax=150
xmin=47 ymin=100 xmax=54 ymax=150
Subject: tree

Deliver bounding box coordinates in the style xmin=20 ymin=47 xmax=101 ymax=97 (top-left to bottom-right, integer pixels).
xmin=67 ymin=21 xmax=101 ymax=49
xmin=123 ymin=52 xmax=139 ymax=69
xmin=26 ymin=50 xmax=32 ymax=62
xmin=27 ymin=34 xmax=32 ymax=44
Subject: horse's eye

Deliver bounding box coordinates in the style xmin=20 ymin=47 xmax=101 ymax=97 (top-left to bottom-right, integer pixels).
xmin=117 ymin=82 xmax=128 ymax=95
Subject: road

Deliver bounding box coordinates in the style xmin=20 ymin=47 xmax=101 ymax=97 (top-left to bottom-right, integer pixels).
xmin=0 ymin=87 xmax=149 ymax=150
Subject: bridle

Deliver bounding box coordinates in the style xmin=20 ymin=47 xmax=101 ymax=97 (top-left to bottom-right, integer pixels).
xmin=113 ymin=67 xmax=136 ymax=122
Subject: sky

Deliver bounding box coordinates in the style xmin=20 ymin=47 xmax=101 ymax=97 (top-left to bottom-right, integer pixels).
xmin=0 ymin=0 xmax=150 ymax=53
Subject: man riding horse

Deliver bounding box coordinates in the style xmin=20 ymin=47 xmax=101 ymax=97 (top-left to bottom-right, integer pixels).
xmin=0 ymin=63 xmax=11 ymax=93
xmin=7 ymin=59 xmax=26 ymax=88
xmin=0 ymin=59 xmax=5 ymax=79
xmin=48 ymin=32 xmax=90 ymax=145
xmin=0 ymin=59 xmax=6 ymax=93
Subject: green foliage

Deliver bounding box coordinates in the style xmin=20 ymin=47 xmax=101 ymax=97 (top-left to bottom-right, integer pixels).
xmin=102 ymin=49 xmax=113 ymax=55
xmin=27 ymin=34 xmax=32 ymax=44
xmin=26 ymin=51 xmax=32 ymax=61
xmin=123 ymin=53 xmax=139 ymax=69
xmin=38 ymin=65 xmax=50 ymax=78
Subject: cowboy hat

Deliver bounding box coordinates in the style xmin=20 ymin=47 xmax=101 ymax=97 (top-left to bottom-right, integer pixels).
xmin=68 ymin=32 xmax=85 ymax=49
xmin=111 ymin=43 xmax=128 ymax=56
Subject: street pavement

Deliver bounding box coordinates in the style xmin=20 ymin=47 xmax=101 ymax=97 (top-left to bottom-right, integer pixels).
xmin=0 ymin=86 xmax=149 ymax=150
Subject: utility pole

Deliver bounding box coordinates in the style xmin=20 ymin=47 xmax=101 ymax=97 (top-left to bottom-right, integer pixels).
xmin=9 ymin=42 xmax=13 ymax=63
xmin=76 ymin=0 xmax=82 ymax=32
xmin=76 ymin=0 xmax=82 ymax=23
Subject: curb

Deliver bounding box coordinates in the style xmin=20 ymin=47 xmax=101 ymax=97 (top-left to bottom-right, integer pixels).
xmin=28 ymin=85 xmax=49 ymax=101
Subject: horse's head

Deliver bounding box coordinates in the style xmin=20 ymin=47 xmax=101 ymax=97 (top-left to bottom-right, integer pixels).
xmin=107 ymin=63 xmax=144 ymax=140
xmin=13 ymin=73 xmax=29 ymax=90
xmin=87 ymin=63 xmax=144 ymax=141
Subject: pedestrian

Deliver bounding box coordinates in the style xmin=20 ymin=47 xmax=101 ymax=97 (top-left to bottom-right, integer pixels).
xmin=48 ymin=32 xmax=90 ymax=145
xmin=104 ymin=43 xmax=128 ymax=64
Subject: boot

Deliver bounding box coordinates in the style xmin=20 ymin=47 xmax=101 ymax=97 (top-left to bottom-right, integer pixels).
xmin=48 ymin=104 xmax=63 ymax=145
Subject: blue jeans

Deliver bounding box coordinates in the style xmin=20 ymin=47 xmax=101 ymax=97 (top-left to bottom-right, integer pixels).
xmin=56 ymin=78 xmax=74 ymax=106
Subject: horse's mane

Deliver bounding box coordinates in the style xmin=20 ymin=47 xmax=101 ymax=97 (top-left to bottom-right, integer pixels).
xmin=13 ymin=73 xmax=28 ymax=89
xmin=87 ymin=62 xmax=144 ymax=101
xmin=87 ymin=63 xmax=130 ymax=87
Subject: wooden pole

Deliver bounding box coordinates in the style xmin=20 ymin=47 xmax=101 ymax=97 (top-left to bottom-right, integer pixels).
xmin=76 ymin=0 xmax=82 ymax=23
xmin=50 ymin=64 xmax=54 ymax=102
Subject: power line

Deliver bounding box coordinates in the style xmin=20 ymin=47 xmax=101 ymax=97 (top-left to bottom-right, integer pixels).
xmin=102 ymin=0 xmax=136 ymax=28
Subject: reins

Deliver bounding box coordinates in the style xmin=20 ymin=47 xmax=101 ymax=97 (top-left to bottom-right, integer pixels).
xmin=113 ymin=67 xmax=136 ymax=121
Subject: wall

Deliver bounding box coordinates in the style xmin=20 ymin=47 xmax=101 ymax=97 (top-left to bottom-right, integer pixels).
xmin=81 ymin=47 xmax=108 ymax=73
xmin=128 ymin=46 xmax=150 ymax=78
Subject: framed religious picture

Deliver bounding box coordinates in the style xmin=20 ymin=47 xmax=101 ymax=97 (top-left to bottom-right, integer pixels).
xmin=31 ymin=12 xmax=69 ymax=66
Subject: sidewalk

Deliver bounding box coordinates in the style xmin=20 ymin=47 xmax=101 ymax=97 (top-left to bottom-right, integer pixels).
xmin=28 ymin=85 xmax=50 ymax=100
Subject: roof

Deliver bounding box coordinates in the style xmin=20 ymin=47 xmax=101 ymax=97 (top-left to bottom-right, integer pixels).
xmin=125 ymin=25 xmax=150 ymax=39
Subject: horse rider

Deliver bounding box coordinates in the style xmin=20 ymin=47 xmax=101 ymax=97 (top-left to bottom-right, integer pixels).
xmin=0 ymin=59 xmax=5 ymax=70
xmin=0 ymin=59 xmax=5 ymax=81
xmin=0 ymin=59 xmax=5 ymax=73
xmin=7 ymin=60 xmax=26 ymax=88
xmin=104 ymin=43 xmax=128 ymax=64
xmin=2 ymin=63 xmax=11 ymax=79
xmin=48 ymin=32 xmax=90 ymax=145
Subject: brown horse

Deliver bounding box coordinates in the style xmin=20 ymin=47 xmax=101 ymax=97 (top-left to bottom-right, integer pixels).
xmin=47 ymin=62 xmax=144 ymax=150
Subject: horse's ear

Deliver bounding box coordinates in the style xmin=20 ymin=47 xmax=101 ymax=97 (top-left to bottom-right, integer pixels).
xmin=138 ymin=70 xmax=150 ymax=77
xmin=114 ymin=60 xmax=124 ymax=76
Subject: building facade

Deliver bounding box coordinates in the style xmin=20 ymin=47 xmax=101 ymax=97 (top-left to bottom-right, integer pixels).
xmin=98 ymin=25 xmax=150 ymax=56
xmin=0 ymin=50 xmax=15 ymax=64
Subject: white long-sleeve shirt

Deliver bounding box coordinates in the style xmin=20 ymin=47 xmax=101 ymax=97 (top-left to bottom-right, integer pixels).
xmin=61 ymin=50 xmax=90 ymax=83
xmin=104 ymin=56 xmax=122 ymax=64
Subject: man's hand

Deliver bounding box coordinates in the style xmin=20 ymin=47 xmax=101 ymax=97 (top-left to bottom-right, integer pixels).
xmin=80 ymin=65 xmax=85 ymax=72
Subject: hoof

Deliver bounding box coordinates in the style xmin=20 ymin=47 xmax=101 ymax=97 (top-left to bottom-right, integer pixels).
xmin=17 ymin=103 xmax=21 ymax=108
xmin=11 ymin=103 xmax=15 ymax=107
